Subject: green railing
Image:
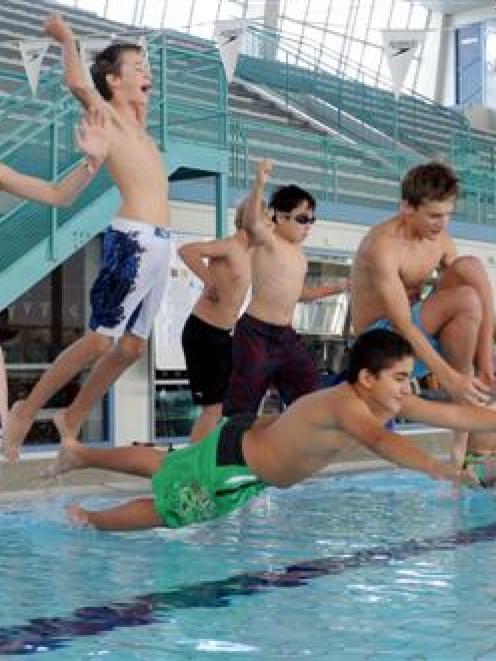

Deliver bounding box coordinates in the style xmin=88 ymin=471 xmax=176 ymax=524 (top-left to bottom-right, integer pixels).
xmin=228 ymin=115 xmax=496 ymax=225
xmin=0 ymin=20 xmax=495 ymax=271
xmin=0 ymin=32 xmax=228 ymax=276
xmin=237 ymin=26 xmax=496 ymax=166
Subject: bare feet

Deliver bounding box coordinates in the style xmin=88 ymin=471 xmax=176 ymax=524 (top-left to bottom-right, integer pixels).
xmin=42 ymin=436 xmax=87 ymax=479
xmin=54 ymin=409 xmax=79 ymax=443
xmin=3 ymin=400 xmax=32 ymax=463
xmin=66 ymin=504 xmax=91 ymax=527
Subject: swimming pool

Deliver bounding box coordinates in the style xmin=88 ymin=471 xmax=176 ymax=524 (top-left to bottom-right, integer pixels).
xmin=1 ymin=470 xmax=496 ymax=659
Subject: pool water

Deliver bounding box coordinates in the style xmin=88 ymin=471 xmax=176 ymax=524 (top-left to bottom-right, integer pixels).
xmin=1 ymin=470 xmax=496 ymax=659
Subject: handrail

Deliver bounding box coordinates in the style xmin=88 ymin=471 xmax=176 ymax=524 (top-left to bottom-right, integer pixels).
xmin=247 ymin=22 xmax=458 ymax=118
xmin=0 ymin=30 xmax=228 ymax=279
xmin=0 ymin=25 xmax=494 ymax=238
xmin=228 ymin=112 xmax=496 ymax=226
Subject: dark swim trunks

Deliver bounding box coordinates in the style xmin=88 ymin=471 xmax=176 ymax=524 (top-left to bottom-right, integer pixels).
xmin=152 ymin=414 xmax=266 ymax=527
xmin=181 ymin=314 xmax=233 ymax=406
xmin=223 ymin=313 xmax=320 ymax=416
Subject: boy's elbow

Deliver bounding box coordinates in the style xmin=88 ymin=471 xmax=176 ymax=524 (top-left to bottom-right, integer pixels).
xmin=51 ymin=188 xmax=71 ymax=208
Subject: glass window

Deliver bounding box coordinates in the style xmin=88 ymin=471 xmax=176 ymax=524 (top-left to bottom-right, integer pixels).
xmin=190 ymin=1 xmax=219 ymax=38
xmin=54 ymin=0 xmax=434 ymax=99
xmin=323 ymin=33 xmax=344 ymax=59
xmin=3 ymin=241 xmax=108 ymax=446
xmin=370 ymin=0 xmax=393 ymax=30
xmin=353 ymin=2 xmax=373 ymax=42
xmin=408 ymin=4 xmax=428 ymax=29
xmin=302 ymin=25 xmax=323 ymax=62
xmin=155 ymin=379 xmax=199 ymax=440
xmin=141 ymin=0 xmax=167 ymax=28
xmin=73 ymin=0 xmax=103 ymax=13
xmin=164 ymin=0 xmax=194 ymax=30
xmin=362 ymin=44 xmax=382 ymax=74
xmin=217 ymin=0 xmax=236 ymax=21
xmin=105 ymin=0 xmax=137 ymax=24
xmin=306 ymin=0 xmax=331 ymax=26
xmin=389 ymin=0 xmax=411 ymax=30
xmin=486 ymin=22 xmax=496 ymax=107
xmin=346 ymin=41 xmax=364 ymax=71
xmin=283 ymin=0 xmax=308 ymax=24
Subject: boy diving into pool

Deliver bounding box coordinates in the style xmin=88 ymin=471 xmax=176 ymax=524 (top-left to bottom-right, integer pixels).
xmin=48 ymin=328 xmax=496 ymax=531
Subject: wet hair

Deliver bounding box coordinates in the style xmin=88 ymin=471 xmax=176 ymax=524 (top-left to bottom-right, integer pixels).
xmin=269 ymin=185 xmax=316 ymax=223
xmin=90 ymin=42 xmax=143 ymax=101
xmin=401 ymin=161 xmax=459 ymax=208
xmin=347 ymin=329 xmax=414 ymax=384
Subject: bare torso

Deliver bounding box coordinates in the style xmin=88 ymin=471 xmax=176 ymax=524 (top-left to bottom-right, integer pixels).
xmin=193 ymin=238 xmax=252 ymax=329
xmin=246 ymin=236 xmax=307 ymax=325
xmin=352 ymin=216 xmax=451 ymax=332
xmin=242 ymin=385 xmax=372 ymax=487
xmin=106 ymin=115 xmax=168 ymax=227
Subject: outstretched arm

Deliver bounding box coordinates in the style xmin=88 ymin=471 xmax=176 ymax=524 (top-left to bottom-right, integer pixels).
xmin=335 ymin=398 xmax=476 ymax=485
xmin=45 ymin=14 xmax=106 ymax=111
xmin=400 ymin=394 xmax=496 ymax=433
xmin=0 ymin=110 xmax=109 ymax=207
xmin=299 ymin=278 xmax=350 ymax=302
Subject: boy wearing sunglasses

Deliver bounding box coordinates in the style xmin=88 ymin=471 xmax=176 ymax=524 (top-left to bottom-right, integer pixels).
xmin=223 ymin=160 xmax=349 ymax=417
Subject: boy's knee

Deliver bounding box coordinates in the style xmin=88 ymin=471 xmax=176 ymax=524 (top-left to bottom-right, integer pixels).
xmin=90 ymin=332 xmax=113 ymax=357
xmin=450 ymin=255 xmax=485 ymax=277
xmin=116 ymin=335 xmax=146 ymax=362
xmin=454 ymin=285 xmax=483 ymax=321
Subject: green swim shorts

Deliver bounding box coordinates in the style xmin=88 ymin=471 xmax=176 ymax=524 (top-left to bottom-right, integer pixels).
xmin=151 ymin=416 xmax=267 ymax=528
xmin=464 ymin=453 xmax=496 ymax=488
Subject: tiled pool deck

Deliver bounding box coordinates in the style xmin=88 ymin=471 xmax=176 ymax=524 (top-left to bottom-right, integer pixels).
xmin=0 ymin=430 xmax=453 ymax=502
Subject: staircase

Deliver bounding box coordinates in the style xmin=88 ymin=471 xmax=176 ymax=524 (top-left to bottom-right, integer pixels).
xmin=0 ymin=4 xmax=229 ymax=311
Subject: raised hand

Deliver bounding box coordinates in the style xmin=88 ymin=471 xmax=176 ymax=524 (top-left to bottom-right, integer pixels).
xmin=255 ymin=159 xmax=273 ymax=187
xmin=44 ymin=14 xmax=73 ymax=43
xmin=76 ymin=108 xmax=109 ymax=173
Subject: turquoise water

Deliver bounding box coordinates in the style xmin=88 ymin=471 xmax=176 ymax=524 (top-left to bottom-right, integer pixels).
xmin=1 ymin=471 xmax=496 ymax=659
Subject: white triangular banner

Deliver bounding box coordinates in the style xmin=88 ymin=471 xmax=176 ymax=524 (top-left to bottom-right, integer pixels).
xmin=214 ymin=19 xmax=247 ymax=83
xmin=382 ymin=30 xmax=426 ymax=97
xmin=19 ymin=39 xmax=49 ymax=96
xmin=79 ymin=37 xmax=112 ymax=87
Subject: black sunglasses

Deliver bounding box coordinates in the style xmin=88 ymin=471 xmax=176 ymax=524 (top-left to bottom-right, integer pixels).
xmin=293 ymin=213 xmax=316 ymax=225
xmin=276 ymin=211 xmax=317 ymax=225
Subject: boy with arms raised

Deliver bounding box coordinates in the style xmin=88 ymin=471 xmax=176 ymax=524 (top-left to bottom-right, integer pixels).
xmin=223 ymin=159 xmax=348 ymax=416
xmin=4 ymin=14 xmax=170 ymax=461
xmin=179 ymin=203 xmax=253 ymax=442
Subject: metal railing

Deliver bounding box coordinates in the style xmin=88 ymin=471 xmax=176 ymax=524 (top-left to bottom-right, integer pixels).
xmin=0 ymin=31 xmax=228 ymax=275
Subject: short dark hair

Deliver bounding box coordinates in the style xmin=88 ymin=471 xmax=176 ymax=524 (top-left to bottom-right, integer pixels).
xmin=269 ymin=184 xmax=316 ymax=222
xmin=90 ymin=42 xmax=143 ymax=101
xmin=347 ymin=329 xmax=414 ymax=384
xmin=401 ymin=161 xmax=459 ymax=208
